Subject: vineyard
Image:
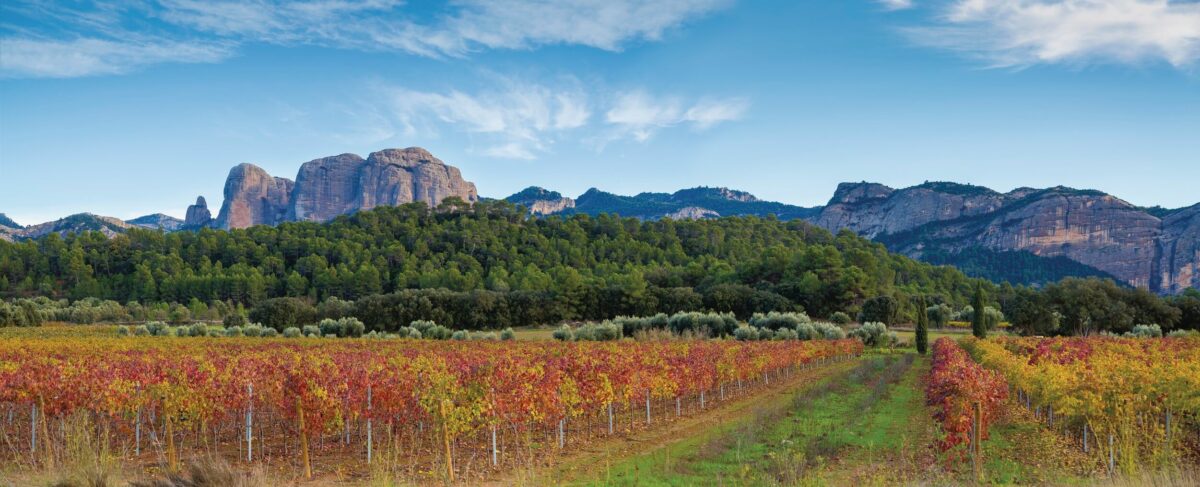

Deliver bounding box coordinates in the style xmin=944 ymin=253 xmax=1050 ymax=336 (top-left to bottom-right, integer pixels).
xmin=925 ymin=337 xmax=1007 ymax=470
xmin=963 ymin=336 xmax=1200 ymax=476
xmin=0 ymin=336 xmax=862 ymax=482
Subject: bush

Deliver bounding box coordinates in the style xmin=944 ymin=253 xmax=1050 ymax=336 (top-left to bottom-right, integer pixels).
xmin=187 ymin=323 xmax=208 ymax=337
xmin=470 ymin=331 xmax=499 ymax=340
xmin=829 ymin=312 xmax=852 ymax=325
xmin=302 ymin=325 xmax=320 ymax=337
xmin=283 ymin=327 xmax=302 ymax=338
xmin=249 ymin=297 xmax=317 ymax=330
xmin=859 ymin=296 xmax=898 ymax=325
xmin=116 ymin=326 xmax=131 ymax=336
xmin=223 ymin=313 xmax=247 ymax=328
xmin=133 ymin=325 xmax=150 ymax=336
xmin=796 ymin=322 xmax=817 ymax=340
xmin=773 ymin=328 xmax=798 ymax=340
xmin=813 ymin=322 xmax=846 ymax=340
xmin=1167 ymin=329 xmax=1199 ymax=338
xmin=850 ymin=322 xmax=893 ymax=347
xmin=146 ymin=321 xmax=168 ymax=336
xmin=406 ymin=327 xmax=423 ymax=339
xmin=749 ymin=311 xmax=811 ymax=330
xmin=1126 ymin=324 xmax=1163 ymax=338
xmin=552 ymin=324 xmax=574 ymax=341
xmin=500 ymin=327 xmax=515 ymax=340
xmin=260 ymin=327 xmax=278 ymax=337
xmin=242 ymin=324 xmax=264 ymax=337
xmin=571 ymin=321 xmax=622 ymax=341
xmin=425 ymin=325 xmax=453 ymax=340
xmin=733 ymin=326 xmax=760 ymax=341
xmin=451 ymin=330 xmax=469 ymax=340
xmin=224 ymin=326 xmax=243 ymax=337
xmin=172 ymin=327 xmax=188 ymax=337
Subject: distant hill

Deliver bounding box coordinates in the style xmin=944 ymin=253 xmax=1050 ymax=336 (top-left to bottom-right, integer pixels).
xmin=509 ymin=186 xmax=820 ymax=221
xmin=127 ymin=213 xmax=184 ymax=231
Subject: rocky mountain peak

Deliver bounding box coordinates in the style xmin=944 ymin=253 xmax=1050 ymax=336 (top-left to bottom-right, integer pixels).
xmin=505 ymin=186 xmax=575 ymax=215
xmin=215 ymin=163 xmax=295 ymax=230
xmin=672 ymin=186 xmax=760 ymax=202
xmin=0 ymin=213 xmax=23 ymax=230
xmin=828 ymin=182 xmax=894 ymax=205
xmin=127 ymin=213 xmax=184 ymax=231
xmin=184 ymin=195 xmax=213 ymax=228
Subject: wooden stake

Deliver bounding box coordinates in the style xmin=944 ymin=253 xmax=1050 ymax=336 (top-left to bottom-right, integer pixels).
xmin=297 ymin=397 xmax=312 ymax=480
xmin=440 ymin=398 xmax=454 ymax=482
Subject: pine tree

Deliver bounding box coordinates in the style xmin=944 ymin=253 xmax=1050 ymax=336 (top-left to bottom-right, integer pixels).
xmin=972 ymin=285 xmax=987 ymax=339
xmin=915 ymin=295 xmax=929 ymax=355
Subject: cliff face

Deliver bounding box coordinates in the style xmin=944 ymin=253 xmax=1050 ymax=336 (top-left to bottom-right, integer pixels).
xmin=504 ymin=186 xmax=576 ymax=215
xmin=814 ymin=183 xmax=1195 ymax=294
xmin=215 ymin=147 xmax=478 ymax=229
xmin=183 ymin=196 xmax=213 ymax=228
xmin=214 ymin=163 xmax=295 ymax=230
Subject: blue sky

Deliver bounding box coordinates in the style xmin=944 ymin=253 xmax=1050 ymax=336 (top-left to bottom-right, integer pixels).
xmin=1 ymin=0 xmax=1198 ymax=224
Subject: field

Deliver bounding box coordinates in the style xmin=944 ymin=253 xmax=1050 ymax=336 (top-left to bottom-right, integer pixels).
xmin=1 ymin=326 xmax=1198 ymax=486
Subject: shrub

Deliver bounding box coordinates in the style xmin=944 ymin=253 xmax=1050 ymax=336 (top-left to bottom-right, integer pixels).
xmin=812 ymin=322 xmax=846 ymax=340
xmin=187 ymin=323 xmax=207 ymax=337
xmin=302 ymin=325 xmax=320 ymax=337
xmin=500 ymin=327 xmax=515 ymax=340
xmin=749 ymin=311 xmax=811 ymax=330
xmin=859 ymin=296 xmax=898 ymax=325
xmin=451 ymin=330 xmax=469 ymax=340
xmin=146 ymin=321 xmax=168 ymax=336
xmin=260 ymin=327 xmax=278 ymax=337
xmin=406 ymin=327 xmax=423 ymax=339
xmin=795 ymin=322 xmax=817 ymax=340
xmin=850 ymin=322 xmax=893 ymax=347
xmin=410 ymin=320 xmax=437 ymax=334
xmin=172 ymin=327 xmax=188 ymax=337
xmin=283 ymin=327 xmax=302 ymax=338
xmin=733 ymin=326 xmax=760 ymax=341
xmin=552 ymin=324 xmax=574 ymax=341
xmin=1167 ymin=329 xmax=1199 ymax=338
xmin=318 ymin=319 xmax=342 ymax=337
xmin=249 ymin=297 xmax=317 ymax=330
xmin=133 ymin=325 xmax=150 ymax=336
xmin=470 ymin=331 xmax=499 ymax=340
xmin=225 ymin=326 xmax=243 ymax=337
xmin=773 ymin=328 xmax=798 ymax=340
xmin=223 ymin=313 xmax=247 ymax=328
xmin=425 ymin=325 xmax=453 ymax=340
xmin=1127 ymin=324 xmax=1163 ymax=338
xmin=829 ymin=311 xmax=852 ymax=325
xmin=116 ymin=326 xmax=131 ymax=336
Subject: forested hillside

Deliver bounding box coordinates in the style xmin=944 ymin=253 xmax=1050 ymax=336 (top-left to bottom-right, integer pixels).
xmin=0 ymin=200 xmax=983 ymax=323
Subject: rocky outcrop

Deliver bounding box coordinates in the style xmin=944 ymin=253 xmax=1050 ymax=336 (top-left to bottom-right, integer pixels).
xmin=215 ymin=148 xmax=478 ymax=229
xmin=665 ymin=206 xmax=719 ymax=220
xmin=214 ymin=164 xmax=294 ymax=230
xmin=814 ymin=183 xmax=1196 ymax=294
xmin=20 ymin=213 xmax=132 ymax=239
xmin=505 ymin=187 xmax=576 ymax=215
xmin=127 ymin=213 xmax=184 ymax=231
xmin=1156 ymin=204 xmax=1200 ymax=294
xmin=183 ymin=196 xmax=213 ymax=228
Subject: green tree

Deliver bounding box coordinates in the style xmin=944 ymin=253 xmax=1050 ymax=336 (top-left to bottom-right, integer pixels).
xmin=971 ymin=284 xmax=987 ymax=338
xmin=915 ymin=295 xmax=929 ymax=354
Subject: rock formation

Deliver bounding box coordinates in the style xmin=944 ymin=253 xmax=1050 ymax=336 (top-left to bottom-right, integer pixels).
xmin=215 ymin=147 xmax=478 ymax=229
xmin=214 ymin=163 xmax=294 ymax=230
xmin=665 ymin=206 xmax=720 ymax=220
xmin=183 ymin=196 xmax=213 ymax=228
xmin=127 ymin=213 xmax=184 ymax=231
xmin=505 ymin=187 xmax=576 ymax=215
xmin=812 ymin=182 xmax=1196 ymax=294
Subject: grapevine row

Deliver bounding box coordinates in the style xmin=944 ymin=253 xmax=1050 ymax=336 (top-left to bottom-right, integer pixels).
xmin=925 ymin=337 xmax=1008 ymax=466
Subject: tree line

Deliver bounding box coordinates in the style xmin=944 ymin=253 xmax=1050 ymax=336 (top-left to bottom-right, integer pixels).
xmin=0 ymin=200 xmax=1195 ymax=333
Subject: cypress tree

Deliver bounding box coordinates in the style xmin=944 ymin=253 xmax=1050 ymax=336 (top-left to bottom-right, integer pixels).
xmin=972 ymin=285 xmax=987 ymax=339
xmin=915 ymin=295 xmax=929 ymax=354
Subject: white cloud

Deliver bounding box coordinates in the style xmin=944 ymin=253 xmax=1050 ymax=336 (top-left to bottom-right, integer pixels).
xmin=1 ymin=0 xmax=728 ymax=77
xmin=606 ymin=91 xmax=747 ymax=141
xmin=0 ymin=37 xmax=232 ymax=78
xmin=908 ymin=0 xmax=1200 ymax=68
xmin=385 ymin=82 xmax=591 ymax=159
xmin=879 ymin=0 xmax=915 ymax=11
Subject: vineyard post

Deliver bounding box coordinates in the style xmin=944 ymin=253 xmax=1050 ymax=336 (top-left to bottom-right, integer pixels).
xmin=1165 ymin=408 xmax=1172 ymax=455
xmin=297 ymin=397 xmax=312 ymax=480
xmin=1108 ymin=433 xmax=1114 ymax=475
xmin=135 ymin=385 xmax=142 ymax=456
xmin=1083 ymin=423 xmax=1089 ymax=453
xmin=38 ymin=395 xmax=52 ymax=469
xmin=246 ymin=383 xmax=253 ymax=463
xmin=645 ymin=392 xmax=651 ymax=425
xmin=974 ymin=402 xmax=982 ymax=481
xmin=700 ymin=390 xmax=705 ymax=410
xmin=165 ymin=411 xmax=177 ymax=472
xmin=720 ymin=383 xmax=725 ymax=401
xmin=366 ymin=384 xmax=372 ymax=465
xmin=675 ymin=397 xmax=681 ymax=417
xmin=30 ymin=402 xmax=36 ymax=457
xmin=557 ymin=418 xmax=565 ymax=449
xmin=490 ymin=424 xmax=497 ymax=467
xmin=440 ymin=398 xmax=453 ymax=483
xmin=607 ymin=403 xmax=614 ymax=434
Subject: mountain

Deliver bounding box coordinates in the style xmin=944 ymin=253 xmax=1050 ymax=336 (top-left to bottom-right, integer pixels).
xmin=511 ymin=186 xmax=820 ymax=220
xmin=810 ymin=182 xmax=1199 ymax=294
xmin=216 ymin=147 xmax=479 ymax=229
xmin=504 ymin=187 xmax=575 ymax=215
xmin=183 ymin=196 xmax=213 ymax=229
xmin=127 ymin=213 xmax=184 ymax=231
xmin=0 ymin=214 xmax=21 ymax=230
xmin=14 ymin=213 xmax=133 ymax=240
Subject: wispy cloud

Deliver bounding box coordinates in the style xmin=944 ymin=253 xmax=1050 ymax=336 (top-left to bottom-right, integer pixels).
xmin=384 ymin=81 xmax=592 ymax=159
xmin=878 ymin=0 xmax=915 ymax=11
xmin=379 ymin=81 xmax=748 ymax=158
xmin=606 ymin=91 xmax=747 ymax=141
xmin=1 ymin=0 xmax=728 ymax=78
xmin=906 ymin=0 xmax=1200 ymax=68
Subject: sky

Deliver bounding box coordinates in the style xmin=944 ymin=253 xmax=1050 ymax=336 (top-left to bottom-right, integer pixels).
xmin=1 ymin=0 xmax=1198 ymax=225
